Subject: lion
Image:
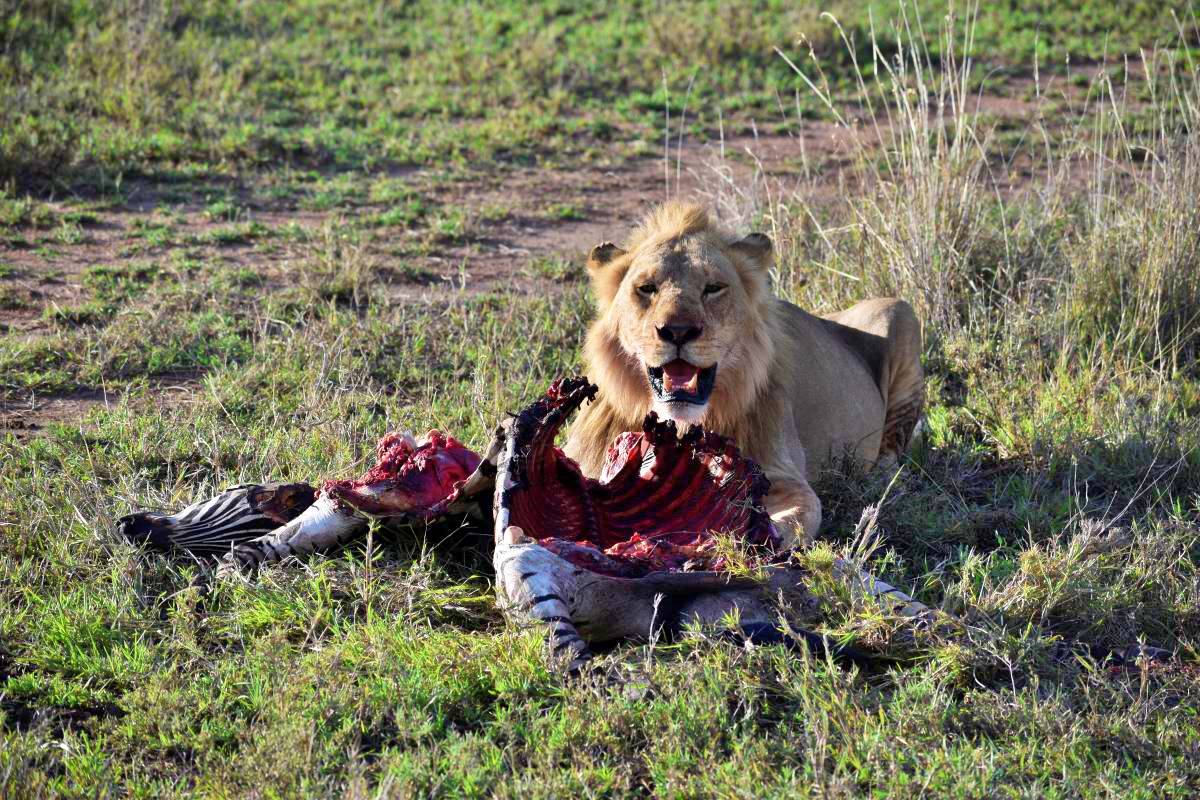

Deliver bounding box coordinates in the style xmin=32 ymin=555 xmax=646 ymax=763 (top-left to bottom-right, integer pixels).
xmin=563 ymin=202 xmax=924 ymax=548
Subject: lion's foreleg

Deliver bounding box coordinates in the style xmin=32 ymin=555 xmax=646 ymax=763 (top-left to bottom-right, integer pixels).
xmin=765 ymin=478 xmax=822 ymax=549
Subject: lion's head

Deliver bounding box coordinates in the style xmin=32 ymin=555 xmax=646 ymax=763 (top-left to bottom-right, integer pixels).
xmin=582 ymin=203 xmax=780 ymax=432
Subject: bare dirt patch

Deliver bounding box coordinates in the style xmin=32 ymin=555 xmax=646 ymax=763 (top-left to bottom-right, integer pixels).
xmin=0 ymin=388 xmax=114 ymax=440
xmin=1 ymin=85 xmax=1087 ymax=319
xmin=0 ymin=372 xmax=205 ymax=440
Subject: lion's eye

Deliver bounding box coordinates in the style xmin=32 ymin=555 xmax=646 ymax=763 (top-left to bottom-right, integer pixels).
xmin=637 ymin=283 xmax=657 ymax=296
xmin=703 ymin=283 xmax=727 ymax=296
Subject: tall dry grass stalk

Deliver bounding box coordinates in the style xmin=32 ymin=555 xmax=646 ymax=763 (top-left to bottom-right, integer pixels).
xmin=1067 ymin=47 xmax=1200 ymax=373
xmin=781 ymin=3 xmax=995 ymax=332
xmin=700 ymin=2 xmax=1200 ymax=371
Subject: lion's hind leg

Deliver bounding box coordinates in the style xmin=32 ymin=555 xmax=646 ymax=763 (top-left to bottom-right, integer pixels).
xmin=830 ymin=298 xmax=925 ymax=465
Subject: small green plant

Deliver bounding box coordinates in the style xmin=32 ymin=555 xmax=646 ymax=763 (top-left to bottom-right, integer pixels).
xmin=0 ymin=286 xmax=28 ymax=309
xmin=203 ymin=197 xmax=242 ymax=221
xmin=128 ymin=218 xmax=174 ymax=248
xmin=364 ymin=201 xmax=426 ymax=228
xmin=428 ymin=208 xmax=470 ymax=243
xmin=392 ymin=262 xmax=438 ymax=283
xmin=55 ymin=221 xmax=84 ymax=245
xmin=61 ymin=209 xmax=99 ymax=226
xmin=0 ymin=191 xmax=55 ymax=229
xmin=83 ymin=262 xmax=161 ymax=302
xmin=199 ymin=222 xmax=271 ymax=246
xmin=295 ymin=223 xmax=379 ymax=306
xmin=215 ymin=267 xmax=266 ymax=290
xmin=544 ymin=202 xmax=586 ymax=221
xmin=522 ymin=256 xmax=579 ymax=282
xmin=44 ymin=300 xmax=110 ymax=327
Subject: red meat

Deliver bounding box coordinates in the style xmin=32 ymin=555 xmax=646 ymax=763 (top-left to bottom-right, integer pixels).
xmin=325 ymin=378 xmax=782 ymax=577
xmin=322 ymin=430 xmax=482 ymax=517
xmin=501 ymin=377 xmax=782 ymax=576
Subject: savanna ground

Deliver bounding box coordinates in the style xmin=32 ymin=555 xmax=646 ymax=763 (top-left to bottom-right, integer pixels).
xmin=2 ymin=1 xmax=1200 ymax=796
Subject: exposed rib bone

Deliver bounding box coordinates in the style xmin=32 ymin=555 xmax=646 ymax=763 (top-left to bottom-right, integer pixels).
xmin=486 ymin=377 xmax=928 ymax=669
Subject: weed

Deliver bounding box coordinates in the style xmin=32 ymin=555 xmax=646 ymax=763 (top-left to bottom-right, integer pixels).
xmin=83 ymin=263 xmax=161 ymax=302
xmin=214 ymin=267 xmax=266 ymax=290
xmin=390 ymin=262 xmax=439 ymax=284
xmin=128 ymin=218 xmax=175 ymax=248
xmin=522 ymin=256 xmax=580 ymax=282
xmin=428 ymin=208 xmax=471 ymax=243
xmin=295 ymin=223 xmax=380 ymax=307
xmin=363 ymin=202 xmax=426 ymax=228
xmin=44 ymin=301 xmax=110 ymax=327
xmin=0 ymin=286 xmax=27 ymax=310
xmin=544 ymin=202 xmax=587 ymax=221
xmin=203 ymin=197 xmax=243 ymax=222
xmin=198 ymin=222 xmax=271 ymax=246
xmin=61 ymin=210 xmax=99 ymax=226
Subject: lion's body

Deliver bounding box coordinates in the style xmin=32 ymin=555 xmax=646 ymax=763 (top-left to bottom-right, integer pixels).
xmin=563 ymin=203 xmax=924 ymax=547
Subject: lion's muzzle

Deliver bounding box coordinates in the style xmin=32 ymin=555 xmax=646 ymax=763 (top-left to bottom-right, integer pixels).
xmin=646 ymin=359 xmax=716 ymax=405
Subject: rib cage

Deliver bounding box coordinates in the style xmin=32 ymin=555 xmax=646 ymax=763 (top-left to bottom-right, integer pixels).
xmin=497 ymin=376 xmax=781 ymax=577
xmin=489 ymin=377 xmax=806 ymax=670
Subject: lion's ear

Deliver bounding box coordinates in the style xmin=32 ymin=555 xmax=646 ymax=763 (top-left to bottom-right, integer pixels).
xmin=586 ymin=241 xmax=629 ymax=307
xmin=587 ymin=242 xmax=626 ymax=271
xmin=729 ymin=233 xmax=773 ymax=269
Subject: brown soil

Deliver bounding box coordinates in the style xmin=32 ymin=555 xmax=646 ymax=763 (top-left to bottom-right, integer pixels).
xmin=0 ymin=371 xmax=204 ymax=440
xmin=0 ymin=389 xmax=113 ymax=440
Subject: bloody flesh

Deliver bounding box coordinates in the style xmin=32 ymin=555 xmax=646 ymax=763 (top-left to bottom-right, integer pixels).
xmin=322 ymin=430 xmax=482 ymax=517
xmin=501 ymin=377 xmax=782 ymax=576
xmin=326 ymin=377 xmax=782 ymax=577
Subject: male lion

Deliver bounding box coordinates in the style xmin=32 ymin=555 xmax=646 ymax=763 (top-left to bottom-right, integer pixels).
xmin=564 ymin=202 xmax=924 ymax=547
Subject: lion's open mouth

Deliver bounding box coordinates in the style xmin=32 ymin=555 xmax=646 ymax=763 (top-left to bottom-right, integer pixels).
xmin=647 ymin=359 xmax=717 ymax=405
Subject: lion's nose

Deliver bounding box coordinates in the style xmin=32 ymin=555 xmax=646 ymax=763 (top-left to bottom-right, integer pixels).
xmin=657 ymin=324 xmax=703 ymax=346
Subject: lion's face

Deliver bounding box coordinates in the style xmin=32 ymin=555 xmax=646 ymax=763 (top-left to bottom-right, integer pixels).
xmin=614 ymin=236 xmax=759 ymax=424
xmin=583 ymin=206 xmax=777 ymax=430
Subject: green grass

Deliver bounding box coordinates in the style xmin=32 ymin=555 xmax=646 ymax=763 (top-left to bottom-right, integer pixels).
xmin=3 ymin=282 xmax=1199 ymax=796
xmin=3 ymin=0 xmax=1198 ymax=183
xmin=3 ymin=1 xmax=1200 ymax=797
xmin=522 ymin=256 xmax=582 ymax=282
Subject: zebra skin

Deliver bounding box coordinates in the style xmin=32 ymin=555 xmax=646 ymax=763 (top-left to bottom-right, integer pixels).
xmin=486 ymin=378 xmax=925 ymax=671
xmin=118 ymin=483 xmax=317 ymax=557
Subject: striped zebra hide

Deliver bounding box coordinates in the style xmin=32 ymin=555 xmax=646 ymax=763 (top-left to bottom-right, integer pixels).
xmin=486 ymin=377 xmax=932 ymax=670
xmin=117 ymin=483 xmax=318 ymax=558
